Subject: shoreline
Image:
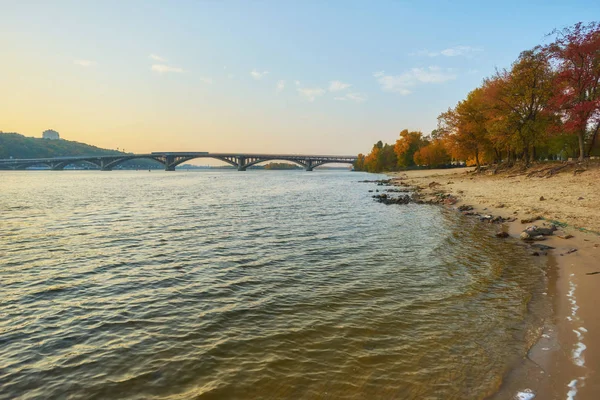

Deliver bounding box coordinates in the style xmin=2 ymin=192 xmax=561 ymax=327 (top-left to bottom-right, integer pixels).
xmin=385 ymin=168 xmax=599 ymax=399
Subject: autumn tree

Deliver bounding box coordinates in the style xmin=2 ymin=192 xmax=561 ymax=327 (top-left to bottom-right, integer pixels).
xmin=546 ymin=22 xmax=600 ymax=160
xmin=438 ymin=88 xmax=493 ymax=169
xmin=486 ymin=47 xmax=556 ymax=163
xmin=413 ymin=139 xmax=450 ymax=167
xmin=394 ymin=129 xmax=429 ymax=168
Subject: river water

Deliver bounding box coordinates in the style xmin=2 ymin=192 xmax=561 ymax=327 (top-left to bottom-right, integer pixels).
xmin=0 ymin=170 xmax=549 ymax=399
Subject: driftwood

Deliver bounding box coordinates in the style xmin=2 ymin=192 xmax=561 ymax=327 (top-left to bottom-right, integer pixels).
xmin=526 ymin=162 xmax=573 ymax=178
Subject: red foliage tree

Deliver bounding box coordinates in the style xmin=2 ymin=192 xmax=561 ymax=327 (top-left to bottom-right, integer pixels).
xmin=546 ymin=22 xmax=600 ymax=160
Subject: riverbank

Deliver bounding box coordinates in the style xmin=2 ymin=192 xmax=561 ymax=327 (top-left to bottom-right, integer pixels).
xmin=388 ymin=166 xmax=600 ymax=399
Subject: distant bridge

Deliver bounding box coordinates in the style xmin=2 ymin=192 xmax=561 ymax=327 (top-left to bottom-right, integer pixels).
xmin=0 ymin=152 xmax=358 ymax=171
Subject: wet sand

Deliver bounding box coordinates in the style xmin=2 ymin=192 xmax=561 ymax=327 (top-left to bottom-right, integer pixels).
xmin=389 ymin=167 xmax=600 ymax=399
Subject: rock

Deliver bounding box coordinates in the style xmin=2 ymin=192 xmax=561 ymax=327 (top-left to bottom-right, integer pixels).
xmin=520 ymin=232 xmax=531 ymax=240
xmin=539 ymin=196 xmax=545 ymax=201
xmin=496 ymin=232 xmax=510 ymax=238
xmin=372 ymin=193 xmax=411 ymax=205
xmin=457 ymin=205 xmax=473 ymax=212
xmin=524 ymin=225 xmax=556 ymax=236
xmin=557 ymin=234 xmax=574 ymax=239
xmin=496 ymin=203 xmax=505 ymax=208
xmin=531 ymin=252 xmax=540 ymax=256
xmin=521 ymin=216 xmax=542 ymax=224
xmin=531 ymin=244 xmax=555 ymax=250
xmin=531 ymin=235 xmax=546 ymax=241
xmin=368 ymin=190 xmax=373 ymax=192
xmin=562 ymin=248 xmax=578 ymax=255
xmin=578 ymin=197 xmax=584 ymax=200
xmin=428 ymin=181 xmax=441 ymax=188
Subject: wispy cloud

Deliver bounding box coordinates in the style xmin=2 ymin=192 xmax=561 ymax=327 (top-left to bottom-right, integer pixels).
xmin=149 ymin=54 xmax=166 ymax=62
xmin=151 ymin=64 xmax=184 ymax=73
xmin=74 ymin=59 xmax=96 ymax=67
xmin=297 ymin=87 xmax=325 ymax=102
xmin=276 ymin=80 xmax=285 ymax=92
xmin=441 ymin=45 xmax=482 ymax=57
xmin=334 ymin=92 xmax=367 ymax=103
xmin=373 ymin=67 xmax=456 ymax=95
xmin=199 ymin=77 xmax=213 ymax=84
xmin=328 ymin=80 xmax=352 ymax=92
xmin=250 ymin=69 xmax=269 ymax=80
xmin=410 ymin=45 xmax=483 ymax=58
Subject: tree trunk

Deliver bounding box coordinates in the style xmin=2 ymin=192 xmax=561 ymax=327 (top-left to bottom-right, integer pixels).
xmin=586 ymin=122 xmax=600 ymax=157
xmin=578 ymin=131 xmax=585 ymax=161
xmin=475 ymin=148 xmax=480 ymax=170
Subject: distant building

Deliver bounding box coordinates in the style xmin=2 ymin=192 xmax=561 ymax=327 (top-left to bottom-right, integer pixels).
xmin=42 ymin=129 xmax=60 ymax=140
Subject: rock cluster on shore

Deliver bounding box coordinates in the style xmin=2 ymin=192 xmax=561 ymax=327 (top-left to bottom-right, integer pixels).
xmin=363 ymin=175 xmax=580 ymax=257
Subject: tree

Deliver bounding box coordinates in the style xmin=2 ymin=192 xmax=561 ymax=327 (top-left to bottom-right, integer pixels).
xmin=394 ymin=129 xmax=428 ymax=168
xmin=413 ymin=139 xmax=450 ymax=167
xmin=438 ymin=88 xmax=493 ymax=169
xmin=486 ymin=47 xmax=556 ymax=163
xmin=546 ymin=22 xmax=600 ymax=160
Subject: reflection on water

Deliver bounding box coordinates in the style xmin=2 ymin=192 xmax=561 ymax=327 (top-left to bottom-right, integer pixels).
xmin=0 ymin=171 xmax=547 ymax=399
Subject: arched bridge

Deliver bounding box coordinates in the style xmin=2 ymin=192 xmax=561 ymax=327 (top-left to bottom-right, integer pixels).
xmin=0 ymin=152 xmax=358 ymax=171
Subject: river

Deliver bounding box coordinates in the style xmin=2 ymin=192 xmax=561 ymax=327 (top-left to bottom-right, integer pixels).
xmin=0 ymin=170 xmax=548 ymax=399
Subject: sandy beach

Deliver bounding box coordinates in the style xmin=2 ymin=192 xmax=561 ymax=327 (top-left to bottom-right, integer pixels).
xmin=389 ymin=166 xmax=600 ymax=399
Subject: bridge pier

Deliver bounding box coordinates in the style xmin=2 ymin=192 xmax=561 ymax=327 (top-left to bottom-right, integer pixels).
xmin=100 ymin=159 xmax=112 ymax=171
xmin=237 ymin=156 xmax=247 ymax=171
xmin=165 ymin=155 xmax=176 ymax=171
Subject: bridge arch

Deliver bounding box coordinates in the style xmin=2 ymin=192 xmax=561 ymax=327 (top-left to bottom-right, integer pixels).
xmin=165 ymin=155 xmax=238 ymax=170
xmin=50 ymin=160 xmax=102 ymax=170
xmin=100 ymin=155 xmax=166 ymax=171
xmin=243 ymin=158 xmax=309 ymax=170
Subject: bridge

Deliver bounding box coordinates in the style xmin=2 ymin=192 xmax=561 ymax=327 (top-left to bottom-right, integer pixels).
xmin=0 ymin=152 xmax=358 ymax=172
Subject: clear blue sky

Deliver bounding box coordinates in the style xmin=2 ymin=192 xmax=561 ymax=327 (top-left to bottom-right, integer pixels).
xmin=1 ymin=0 xmax=599 ymax=155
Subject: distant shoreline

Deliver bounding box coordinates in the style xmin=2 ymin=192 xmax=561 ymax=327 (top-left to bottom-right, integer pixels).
xmin=386 ymin=167 xmax=599 ymax=399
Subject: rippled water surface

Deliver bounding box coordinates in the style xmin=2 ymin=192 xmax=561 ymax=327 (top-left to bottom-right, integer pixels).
xmin=0 ymin=170 xmax=548 ymax=399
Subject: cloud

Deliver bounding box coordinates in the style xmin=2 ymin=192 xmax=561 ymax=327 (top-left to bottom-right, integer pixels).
xmin=294 ymin=80 xmax=301 ymax=86
xmin=250 ymin=69 xmax=269 ymax=80
xmin=199 ymin=77 xmax=213 ymax=84
xmin=410 ymin=45 xmax=482 ymax=57
xmin=276 ymin=80 xmax=285 ymax=92
xmin=328 ymin=80 xmax=352 ymax=92
xmin=151 ymin=64 xmax=184 ymax=73
xmin=74 ymin=59 xmax=95 ymax=67
xmin=334 ymin=92 xmax=367 ymax=103
xmin=297 ymin=87 xmax=325 ymax=102
xmin=149 ymin=54 xmax=166 ymax=62
xmin=373 ymin=67 xmax=456 ymax=95
xmin=440 ymin=45 xmax=482 ymax=57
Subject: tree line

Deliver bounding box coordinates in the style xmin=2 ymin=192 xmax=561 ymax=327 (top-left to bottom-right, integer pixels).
xmin=355 ymin=22 xmax=600 ymax=172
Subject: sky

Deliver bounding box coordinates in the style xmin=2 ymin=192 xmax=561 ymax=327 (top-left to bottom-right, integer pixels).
xmin=1 ymin=0 xmax=599 ymax=159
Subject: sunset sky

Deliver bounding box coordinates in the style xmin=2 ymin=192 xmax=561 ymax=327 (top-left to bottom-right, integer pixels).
xmin=2 ymin=0 xmax=599 ymax=156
